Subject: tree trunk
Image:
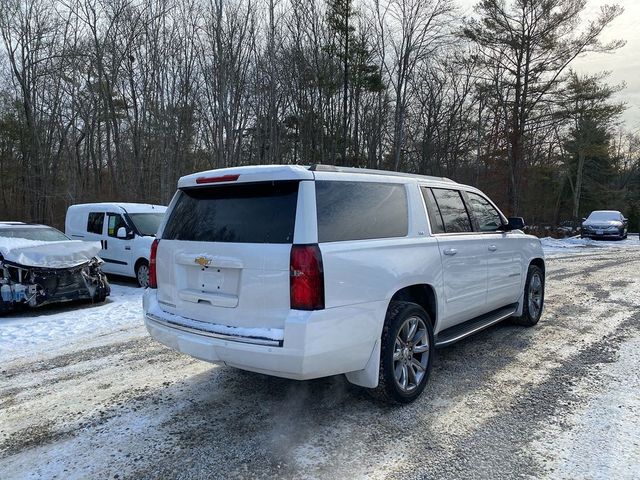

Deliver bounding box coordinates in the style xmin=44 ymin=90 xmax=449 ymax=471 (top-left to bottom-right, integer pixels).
xmin=572 ymin=149 xmax=586 ymax=219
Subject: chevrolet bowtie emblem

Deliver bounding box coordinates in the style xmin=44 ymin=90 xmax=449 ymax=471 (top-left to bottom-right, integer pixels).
xmin=195 ymin=256 xmax=212 ymax=267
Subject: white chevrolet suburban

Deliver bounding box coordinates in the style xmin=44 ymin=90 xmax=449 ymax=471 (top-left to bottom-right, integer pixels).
xmin=143 ymin=165 xmax=545 ymax=403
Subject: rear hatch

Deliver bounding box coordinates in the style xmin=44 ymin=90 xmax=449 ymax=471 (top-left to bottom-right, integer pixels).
xmin=156 ymin=176 xmax=305 ymax=331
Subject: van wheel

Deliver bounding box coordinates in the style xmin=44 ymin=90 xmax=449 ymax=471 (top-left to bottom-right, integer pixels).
xmin=512 ymin=264 xmax=544 ymax=327
xmin=135 ymin=260 xmax=150 ymax=288
xmin=372 ymin=301 xmax=434 ymax=404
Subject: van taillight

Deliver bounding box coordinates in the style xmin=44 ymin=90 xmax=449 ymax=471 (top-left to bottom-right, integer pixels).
xmin=290 ymin=244 xmax=324 ymax=310
xmin=148 ymin=239 xmax=159 ymax=288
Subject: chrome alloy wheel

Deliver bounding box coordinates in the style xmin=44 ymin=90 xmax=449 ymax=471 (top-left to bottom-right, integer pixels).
xmin=393 ymin=316 xmax=430 ymax=393
xmin=137 ymin=264 xmax=150 ymax=288
xmin=528 ymin=272 xmax=543 ymax=319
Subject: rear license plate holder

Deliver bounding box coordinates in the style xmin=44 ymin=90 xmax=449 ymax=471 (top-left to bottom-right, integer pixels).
xmin=201 ymin=270 xmax=224 ymax=290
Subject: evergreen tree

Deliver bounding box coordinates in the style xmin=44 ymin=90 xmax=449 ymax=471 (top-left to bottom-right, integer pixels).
xmin=326 ymin=0 xmax=383 ymax=164
xmin=557 ymin=72 xmax=625 ymax=219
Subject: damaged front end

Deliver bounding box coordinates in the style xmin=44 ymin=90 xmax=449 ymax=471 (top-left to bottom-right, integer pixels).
xmin=0 ymin=257 xmax=110 ymax=313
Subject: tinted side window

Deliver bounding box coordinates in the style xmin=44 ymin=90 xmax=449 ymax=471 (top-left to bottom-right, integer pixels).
xmin=163 ymin=181 xmax=299 ymax=244
xmin=107 ymin=214 xmax=128 ymax=238
xmin=431 ymin=189 xmax=472 ymax=233
xmin=466 ymin=192 xmax=503 ymax=232
xmin=87 ymin=212 xmax=104 ymax=234
xmin=316 ymin=181 xmax=408 ymax=242
xmin=420 ymin=187 xmax=445 ymax=234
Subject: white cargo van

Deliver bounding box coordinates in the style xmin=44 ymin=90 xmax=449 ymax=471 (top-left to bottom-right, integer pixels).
xmin=143 ymin=165 xmax=545 ymax=403
xmin=65 ymin=203 xmax=167 ymax=287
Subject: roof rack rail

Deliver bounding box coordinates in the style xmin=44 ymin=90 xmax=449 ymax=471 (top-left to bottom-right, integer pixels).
xmin=307 ymin=164 xmax=456 ymax=183
xmin=308 ymin=164 xmax=338 ymax=172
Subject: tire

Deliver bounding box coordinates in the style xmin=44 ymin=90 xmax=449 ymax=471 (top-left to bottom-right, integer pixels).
xmin=93 ymin=293 xmax=107 ymax=304
xmin=135 ymin=260 xmax=150 ymax=288
xmin=371 ymin=301 xmax=434 ymax=404
xmin=512 ymin=264 xmax=545 ymax=327
xmin=91 ymin=280 xmax=109 ymax=304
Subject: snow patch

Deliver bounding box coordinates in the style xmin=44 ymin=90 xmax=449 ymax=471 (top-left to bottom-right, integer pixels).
xmin=534 ymin=335 xmax=640 ymax=478
xmin=541 ymin=235 xmax=640 ymax=257
xmin=0 ymin=283 xmax=144 ymax=363
xmin=147 ymin=302 xmax=284 ymax=341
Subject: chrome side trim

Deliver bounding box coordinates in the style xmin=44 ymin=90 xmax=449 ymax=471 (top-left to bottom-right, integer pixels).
xmin=146 ymin=312 xmax=283 ymax=347
xmin=435 ymin=307 xmax=517 ymax=347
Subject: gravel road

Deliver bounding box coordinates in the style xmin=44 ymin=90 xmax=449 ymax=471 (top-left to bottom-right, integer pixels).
xmin=1 ymin=249 xmax=639 ymax=479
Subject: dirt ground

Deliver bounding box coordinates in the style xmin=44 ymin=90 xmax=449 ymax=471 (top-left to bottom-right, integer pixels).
xmin=1 ymin=249 xmax=639 ymax=479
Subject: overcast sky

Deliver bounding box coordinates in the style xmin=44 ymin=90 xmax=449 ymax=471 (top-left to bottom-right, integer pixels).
xmin=458 ymin=0 xmax=640 ymax=131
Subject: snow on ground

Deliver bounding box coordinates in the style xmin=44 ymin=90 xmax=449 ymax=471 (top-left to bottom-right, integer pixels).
xmin=0 ymin=282 xmax=144 ymax=363
xmin=1 ymin=242 xmax=639 ymax=479
xmin=533 ymin=334 xmax=640 ymax=479
xmin=541 ymin=234 xmax=640 ymax=256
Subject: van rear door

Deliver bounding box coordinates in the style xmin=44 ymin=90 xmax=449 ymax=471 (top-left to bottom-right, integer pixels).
xmin=156 ymin=180 xmax=302 ymax=331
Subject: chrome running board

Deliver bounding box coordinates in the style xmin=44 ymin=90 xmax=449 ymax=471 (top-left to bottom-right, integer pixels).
xmin=435 ymin=303 xmax=518 ymax=347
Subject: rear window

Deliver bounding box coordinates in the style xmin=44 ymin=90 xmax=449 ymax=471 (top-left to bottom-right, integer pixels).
xmin=316 ymin=181 xmax=408 ymax=242
xmin=421 ymin=187 xmax=445 ymax=234
xmin=430 ymin=188 xmax=472 ymax=233
xmin=162 ymin=181 xmax=299 ymax=243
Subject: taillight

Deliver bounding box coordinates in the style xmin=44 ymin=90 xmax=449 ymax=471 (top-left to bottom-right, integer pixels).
xmin=148 ymin=239 xmax=159 ymax=288
xmin=290 ymin=244 xmax=324 ymax=310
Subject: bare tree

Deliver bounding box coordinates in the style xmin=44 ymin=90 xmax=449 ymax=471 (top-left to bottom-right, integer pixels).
xmin=374 ymin=0 xmax=454 ymax=171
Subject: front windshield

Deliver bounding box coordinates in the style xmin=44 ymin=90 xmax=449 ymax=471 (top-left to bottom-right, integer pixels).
xmin=0 ymin=227 xmax=69 ymax=242
xmin=129 ymin=213 xmax=165 ymax=236
xmin=587 ymin=211 xmax=621 ymax=221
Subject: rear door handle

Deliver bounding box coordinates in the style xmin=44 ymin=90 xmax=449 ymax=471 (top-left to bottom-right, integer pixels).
xmin=443 ymin=248 xmax=458 ymax=256
xmin=488 ymin=245 xmax=497 ymax=252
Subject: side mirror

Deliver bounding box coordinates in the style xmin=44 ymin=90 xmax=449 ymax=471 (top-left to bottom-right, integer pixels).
xmin=581 ymin=218 xmax=587 ymax=222
xmin=116 ymin=227 xmax=129 ymax=239
xmin=505 ymin=217 xmax=525 ymax=231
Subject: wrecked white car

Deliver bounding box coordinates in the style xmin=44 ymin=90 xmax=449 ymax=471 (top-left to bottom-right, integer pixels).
xmin=0 ymin=222 xmax=110 ymax=313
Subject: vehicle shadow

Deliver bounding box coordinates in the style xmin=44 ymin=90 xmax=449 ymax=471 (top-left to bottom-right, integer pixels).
xmin=105 ymin=274 xmax=139 ymax=287
xmin=114 ymin=319 xmax=538 ymax=477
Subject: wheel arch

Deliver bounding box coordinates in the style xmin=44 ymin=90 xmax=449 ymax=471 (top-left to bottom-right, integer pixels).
xmin=529 ymin=257 xmax=545 ymax=276
xmin=388 ymin=284 xmax=438 ymax=332
xmin=346 ymin=286 xmax=438 ymax=391
xmin=134 ymin=257 xmax=149 ymax=273
xmin=514 ymin=258 xmax=545 ymax=317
